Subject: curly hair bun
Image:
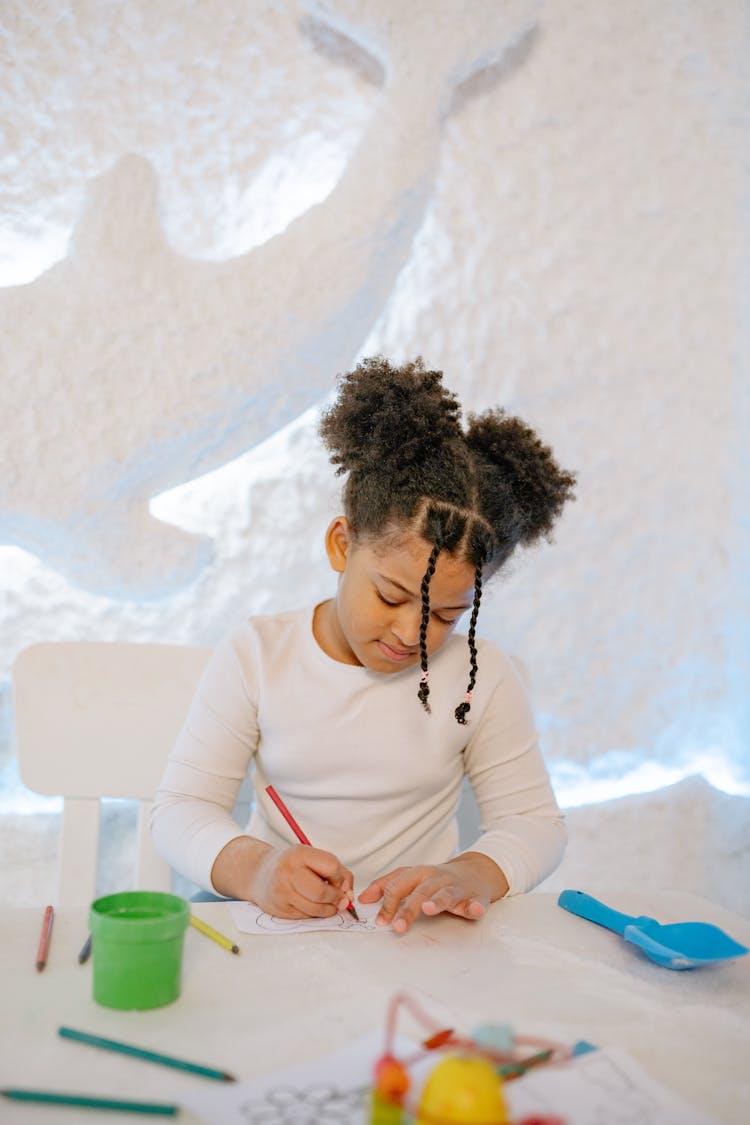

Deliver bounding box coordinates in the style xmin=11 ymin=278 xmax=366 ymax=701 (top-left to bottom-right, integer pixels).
xmin=466 ymin=409 xmax=577 ymax=547
xmin=320 ymin=356 xmax=463 ymax=477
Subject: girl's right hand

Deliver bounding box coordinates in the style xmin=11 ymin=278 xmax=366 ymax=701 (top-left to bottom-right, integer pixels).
xmin=249 ymin=844 xmax=355 ymax=919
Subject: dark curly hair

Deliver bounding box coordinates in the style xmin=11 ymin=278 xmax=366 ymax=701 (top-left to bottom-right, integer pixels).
xmin=319 ymin=356 xmax=576 ymax=722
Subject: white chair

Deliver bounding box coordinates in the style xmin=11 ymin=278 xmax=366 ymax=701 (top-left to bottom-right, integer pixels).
xmin=12 ymin=641 xmax=211 ymax=907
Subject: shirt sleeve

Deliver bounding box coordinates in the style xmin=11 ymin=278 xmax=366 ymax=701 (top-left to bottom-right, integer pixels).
xmin=150 ymin=625 xmax=259 ymax=892
xmin=458 ymin=653 xmax=567 ymax=895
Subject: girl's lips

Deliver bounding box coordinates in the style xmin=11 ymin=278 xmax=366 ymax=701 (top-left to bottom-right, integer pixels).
xmin=377 ymin=640 xmax=415 ymax=663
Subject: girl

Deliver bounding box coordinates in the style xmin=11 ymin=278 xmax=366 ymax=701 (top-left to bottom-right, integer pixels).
xmin=152 ymin=357 xmax=576 ymax=934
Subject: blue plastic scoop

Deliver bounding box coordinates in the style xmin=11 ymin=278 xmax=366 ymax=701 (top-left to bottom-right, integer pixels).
xmin=558 ymin=889 xmax=749 ymax=970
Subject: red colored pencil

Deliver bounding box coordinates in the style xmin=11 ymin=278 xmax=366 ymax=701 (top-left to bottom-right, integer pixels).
xmin=265 ymin=785 xmax=360 ymax=921
xmin=35 ymin=905 xmax=54 ymax=972
xmin=266 ymin=785 xmax=312 ymax=845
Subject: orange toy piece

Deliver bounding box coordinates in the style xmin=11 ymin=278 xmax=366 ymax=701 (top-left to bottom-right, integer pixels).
xmin=374 ymin=1054 xmax=411 ymax=1103
xmin=416 ymin=1055 xmax=509 ymax=1124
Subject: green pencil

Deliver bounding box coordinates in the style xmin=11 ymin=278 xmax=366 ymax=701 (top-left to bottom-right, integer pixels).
xmin=499 ymin=1047 xmax=554 ymax=1079
xmin=58 ymin=1026 xmax=236 ymax=1082
xmin=1 ymin=1089 xmax=178 ymax=1114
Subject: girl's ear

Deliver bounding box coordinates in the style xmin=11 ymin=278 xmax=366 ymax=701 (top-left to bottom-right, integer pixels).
xmin=325 ymin=517 xmax=352 ymax=574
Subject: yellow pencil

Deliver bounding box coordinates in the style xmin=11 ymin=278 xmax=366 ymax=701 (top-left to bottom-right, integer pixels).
xmin=189 ymin=914 xmax=240 ymax=955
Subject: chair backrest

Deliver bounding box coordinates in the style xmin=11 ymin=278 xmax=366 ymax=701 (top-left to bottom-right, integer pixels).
xmin=12 ymin=641 xmax=211 ymax=907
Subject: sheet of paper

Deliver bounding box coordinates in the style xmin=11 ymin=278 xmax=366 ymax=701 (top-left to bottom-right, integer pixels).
xmin=228 ymin=898 xmax=384 ymax=935
xmin=507 ymin=1046 xmax=719 ymax=1125
xmin=181 ymin=1031 xmax=405 ymax=1125
xmin=181 ymin=1033 xmax=720 ymax=1125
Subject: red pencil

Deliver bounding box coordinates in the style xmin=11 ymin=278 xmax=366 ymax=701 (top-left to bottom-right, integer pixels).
xmin=265 ymin=785 xmax=360 ymax=921
xmin=35 ymin=905 xmax=54 ymax=972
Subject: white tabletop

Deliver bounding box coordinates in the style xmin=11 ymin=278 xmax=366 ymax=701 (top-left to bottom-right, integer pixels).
xmin=1 ymin=891 xmax=749 ymax=1124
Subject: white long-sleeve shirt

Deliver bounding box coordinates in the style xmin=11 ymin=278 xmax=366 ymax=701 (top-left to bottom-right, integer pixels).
xmin=151 ymin=605 xmax=566 ymax=895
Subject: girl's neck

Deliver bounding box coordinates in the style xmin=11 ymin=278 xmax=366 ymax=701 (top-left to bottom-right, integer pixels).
xmin=312 ymin=599 xmax=361 ymax=666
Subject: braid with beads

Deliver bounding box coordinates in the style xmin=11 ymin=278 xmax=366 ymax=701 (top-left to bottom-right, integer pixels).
xmin=454 ymin=563 xmax=483 ymax=723
xmin=417 ymin=540 xmax=442 ymax=713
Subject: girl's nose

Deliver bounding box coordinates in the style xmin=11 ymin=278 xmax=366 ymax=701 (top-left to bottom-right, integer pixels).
xmin=391 ymin=612 xmax=421 ymax=650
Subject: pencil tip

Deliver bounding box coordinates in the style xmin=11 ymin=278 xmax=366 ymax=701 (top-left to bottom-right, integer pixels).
xmin=222 ymin=1075 xmax=237 ymax=1083
xmin=231 ymin=945 xmax=240 ymax=954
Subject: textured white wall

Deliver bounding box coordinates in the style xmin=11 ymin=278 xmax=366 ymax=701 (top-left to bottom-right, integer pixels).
xmin=1 ymin=1 xmax=748 ymax=815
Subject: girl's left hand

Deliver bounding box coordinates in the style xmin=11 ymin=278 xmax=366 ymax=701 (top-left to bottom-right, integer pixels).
xmin=358 ymin=853 xmax=508 ymax=934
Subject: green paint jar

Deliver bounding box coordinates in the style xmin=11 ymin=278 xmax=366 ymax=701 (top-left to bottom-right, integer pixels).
xmin=89 ymin=891 xmax=189 ymax=1010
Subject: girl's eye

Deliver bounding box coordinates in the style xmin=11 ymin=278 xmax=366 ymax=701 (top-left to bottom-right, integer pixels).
xmin=433 ymin=613 xmax=457 ymax=626
xmin=375 ymin=589 xmax=400 ymax=607
xmin=375 ymin=588 xmax=457 ymax=624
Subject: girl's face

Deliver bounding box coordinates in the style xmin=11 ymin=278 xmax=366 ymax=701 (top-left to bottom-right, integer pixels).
xmin=316 ymin=517 xmax=476 ymax=673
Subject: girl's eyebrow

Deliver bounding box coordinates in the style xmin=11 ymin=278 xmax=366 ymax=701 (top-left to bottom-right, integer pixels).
xmin=376 ymin=572 xmax=472 ymax=612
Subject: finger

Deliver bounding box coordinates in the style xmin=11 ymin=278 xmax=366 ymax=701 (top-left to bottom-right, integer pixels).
xmin=357 ymin=879 xmax=388 ymax=904
xmin=419 ymin=884 xmax=478 ymax=914
xmin=283 ymin=898 xmax=340 ymax=919
xmin=299 ymin=847 xmax=352 ymax=888
xmin=374 ymin=869 xmax=420 ymax=924
xmin=392 ymin=878 xmax=487 ymax=933
xmin=280 ymin=846 xmax=350 ymax=903
xmin=422 ymin=893 xmax=487 ymax=919
xmin=391 ymin=884 xmax=440 ymax=933
xmin=358 ymin=866 xmax=411 ymax=904
xmin=263 ymin=887 xmax=339 ymax=919
xmin=339 ymin=867 xmax=356 ymax=902
xmin=294 ymin=858 xmax=359 ymax=913
xmin=292 ymin=866 xmax=346 ymax=908
xmin=286 ymin=881 xmax=343 ymax=918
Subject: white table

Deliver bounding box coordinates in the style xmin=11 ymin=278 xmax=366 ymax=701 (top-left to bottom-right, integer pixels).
xmin=1 ymin=891 xmax=749 ymax=1123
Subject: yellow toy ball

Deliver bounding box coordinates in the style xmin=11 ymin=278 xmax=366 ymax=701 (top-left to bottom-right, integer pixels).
xmin=416 ymin=1055 xmax=508 ymax=1124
